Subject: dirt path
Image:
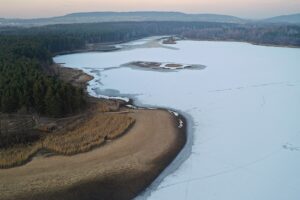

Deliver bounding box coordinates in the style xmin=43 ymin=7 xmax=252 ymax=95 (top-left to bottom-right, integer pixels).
xmin=0 ymin=109 xmax=185 ymax=200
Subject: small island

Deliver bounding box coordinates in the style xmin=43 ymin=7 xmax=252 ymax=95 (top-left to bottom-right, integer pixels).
xmin=123 ymin=61 xmax=206 ymax=70
xmin=162 ymin=37 xmax=177 ymax=44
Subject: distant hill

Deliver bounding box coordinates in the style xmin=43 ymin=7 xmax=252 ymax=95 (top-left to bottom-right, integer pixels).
xmin=0 ymin=12 xmax=246 ymax=27
xmin=1 ymin=12 xmax=300 ymax=27
xmin=63 ymin=12 xmax=245 ymax=23
xmin=263 ymin=13 xmax=300 ymax=24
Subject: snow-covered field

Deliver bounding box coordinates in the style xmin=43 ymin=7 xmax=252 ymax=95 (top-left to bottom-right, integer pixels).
xmin=54 ymin=38 xmax=300 ymax=200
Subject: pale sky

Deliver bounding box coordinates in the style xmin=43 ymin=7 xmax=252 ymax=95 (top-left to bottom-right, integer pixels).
xmin=0 ymin=0 xmax=299 ymax=19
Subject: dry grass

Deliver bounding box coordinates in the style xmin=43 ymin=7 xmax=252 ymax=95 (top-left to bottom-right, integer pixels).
xmin=165 ymin=64 xmax=183 ymax=68
xmin=44 ymin=114 xmax=135 ymax=155
xmin=0 ymin=142 xmax=42 ymax=168
xmin=0 ymin=113 xmax=135 ymax=168
xmin=96 ymin=100 xmax=120 ymax=112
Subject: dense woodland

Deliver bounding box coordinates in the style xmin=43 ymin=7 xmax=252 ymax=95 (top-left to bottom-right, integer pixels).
xmin=0 ymin=36 xmax=85 ymax=117
xmin=0 ymin=21 xmax=300 ymax=117
xmin=2 ymin=21 xmax=300 ymax=46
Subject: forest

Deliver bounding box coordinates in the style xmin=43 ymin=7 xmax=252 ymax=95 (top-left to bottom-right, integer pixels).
xmin=2 ymin=21 xmax=300 ymax=46
xmin=0 ymin=35 xmax=85 ymax=117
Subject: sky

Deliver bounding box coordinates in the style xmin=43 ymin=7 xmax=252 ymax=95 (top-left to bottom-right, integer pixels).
xmin=0 ymin=0 xmax=299 ymax=19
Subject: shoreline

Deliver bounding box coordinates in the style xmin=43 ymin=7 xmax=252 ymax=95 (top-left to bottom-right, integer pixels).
xmin=71 ymin=65 xmax=191 ymax=199
xmin=186 ymin=38 xmax=300 ymax=49
xmin=70 ymin=62 xmax=192 ymax=200
xmin=0 ymin=64 xmax=188 ymax=200
xmin=54 ymin=36 xmax=300 ymax=58
xmin=135 ymin=109 xmax=194 ymax=200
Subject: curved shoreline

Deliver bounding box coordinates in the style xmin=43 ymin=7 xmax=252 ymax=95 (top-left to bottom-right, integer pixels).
xmin=74 ymin=62 xmax=193 ymax=199
xmin=135 ymin=109 xmax=194 ymax=200
xmin=83 ymin=63 xmax=192 ymax=199
xmin=52 ymin=38 xmax=195 ymax=199
xmin=0 ymin=63 xmax=188 ymax=200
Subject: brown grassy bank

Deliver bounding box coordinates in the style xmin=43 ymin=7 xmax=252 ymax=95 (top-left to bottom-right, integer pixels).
xmin=0 ymin=109 xmax=186 ymax=200
xmin=0 ymin=110 xmax=135 ymax=168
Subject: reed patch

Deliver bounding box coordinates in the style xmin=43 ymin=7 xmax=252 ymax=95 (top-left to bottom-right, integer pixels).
xmin=0 ymin=113 xmax=135 ymax=168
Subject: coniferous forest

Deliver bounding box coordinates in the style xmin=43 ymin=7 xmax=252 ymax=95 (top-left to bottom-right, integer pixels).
xmin=0 ymin=36 xmax=85 ymax=117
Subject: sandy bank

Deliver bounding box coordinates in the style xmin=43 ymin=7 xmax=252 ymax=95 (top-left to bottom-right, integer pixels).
xmin=0 ymin=109 xmax=186 ymax=200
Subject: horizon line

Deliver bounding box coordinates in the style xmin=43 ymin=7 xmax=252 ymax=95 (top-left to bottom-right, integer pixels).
xmin=1 ymin=10 xmax=299 ymax=20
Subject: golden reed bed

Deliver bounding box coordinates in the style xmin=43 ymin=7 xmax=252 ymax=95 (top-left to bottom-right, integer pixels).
xmin=0 ymin=113 xmax=134 ymax=168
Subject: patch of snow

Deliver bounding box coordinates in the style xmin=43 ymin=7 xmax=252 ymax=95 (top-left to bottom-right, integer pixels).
xmin=178 ymin=119 xmax=184 ymax=128
xmin=168 ymin=110 xmax=179 ymax=117
xmin=126 ymin=104 xmax=139 ymax=109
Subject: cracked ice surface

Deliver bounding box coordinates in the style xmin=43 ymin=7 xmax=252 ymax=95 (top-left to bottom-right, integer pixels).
xmin=54 ymin=39 xmax=300 ymax=200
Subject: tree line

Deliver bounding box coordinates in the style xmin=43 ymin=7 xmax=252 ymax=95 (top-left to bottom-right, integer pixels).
xmin=3 ymin=21 xmax=300 ymax=47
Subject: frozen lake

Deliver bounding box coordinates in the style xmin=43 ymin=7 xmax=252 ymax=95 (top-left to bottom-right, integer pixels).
xmin=54 ymin=38 xmax=300 ymax=200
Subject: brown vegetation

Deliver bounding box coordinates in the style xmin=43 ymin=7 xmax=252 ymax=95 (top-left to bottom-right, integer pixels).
xmin=165 ymin=63 xmax=183 ymax=68
xmin=129 ymin=61 xmax=188 ymax=69
xmin=43 ymin=114 xmax=135 ymax=155
xmin=162 ymin=37 xmax=177 ymax=44
xmin=0 ymin=114 xmax=39 ymax=149
xmin=0 ymin=143 xmax=41 ymax=168
xmin=132 ymin=61 xmax=162 ymax=68
xmin=0 ymin=108 xmax=135 ymax=168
